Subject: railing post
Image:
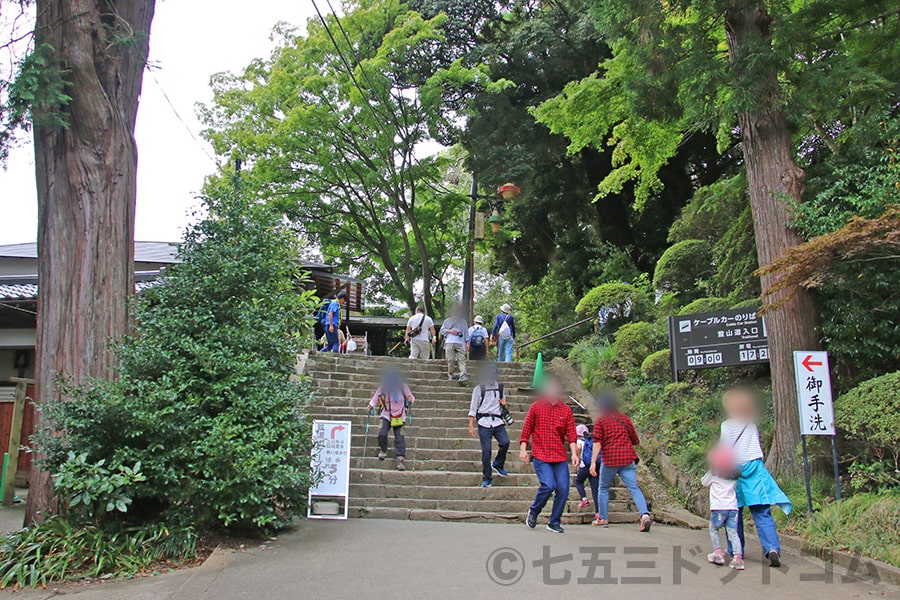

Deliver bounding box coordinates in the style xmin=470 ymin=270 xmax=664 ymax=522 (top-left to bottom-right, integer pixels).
xmin=3 ymin=378 xmax=31 ymax=506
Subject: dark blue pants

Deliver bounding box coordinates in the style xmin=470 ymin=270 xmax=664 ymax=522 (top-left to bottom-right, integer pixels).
xmin=478 ymin=425 xmax=509 ymax=481
xmin=529 ymin=458 xmax=569 ymax=527
xmin=323 ymin=328 xmax=340 ymax=352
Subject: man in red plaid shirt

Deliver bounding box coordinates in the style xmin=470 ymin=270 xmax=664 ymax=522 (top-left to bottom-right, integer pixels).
xmin=519 ymin=375 xmax=579 ymax=534
xmin=589 ymin=393 xmax=652 ymax=531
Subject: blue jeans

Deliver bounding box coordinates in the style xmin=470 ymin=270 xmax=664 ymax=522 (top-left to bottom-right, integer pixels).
xmin=729 ymin=505 xmax=781 ymax=555
xmin=598 ymin=462 xmax=649 ymax=520
xmin=478 ymin=425 xmax=509 ymax=482
xmin=529 ymin=458 xmax=569 ymax=526
xmin=497 ymin=337 xmax=514 ymax=362
xmin=710 ymin=509 xmax=742 ymax=555
xmin=323 ymin=328 xmax=340 ymax=352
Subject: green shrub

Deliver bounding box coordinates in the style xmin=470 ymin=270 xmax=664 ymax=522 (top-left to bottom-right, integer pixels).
xmin=835 ymin=372 xmax=900 ymax=492
xmin=730 ymin=298 xmax=761 ymax=311
xmin=614 ymin=322 xmax=665 ymax=370
xmin=652 ymin=240 xmax=713 ymax=301
xmin=800 ymin=492 xmax=900 ymax=567
xmin=53 ymin=452 xmax=145 ymax=524
xmin=41 ymin=191 xmax=318 ymax=532
xmin=575 ymin=282 xmax=652 ymax=325
xmin=641 ymin=349 xmax=672 ymax=383
xmin=678 ymin=297 xmax=733 ymax=316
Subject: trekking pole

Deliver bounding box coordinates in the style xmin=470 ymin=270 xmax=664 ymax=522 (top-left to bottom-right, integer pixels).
xmin=361 ymin=408 xmax=373 ymax=478
xmin=405 ymin=399 xmax=417 ymax=463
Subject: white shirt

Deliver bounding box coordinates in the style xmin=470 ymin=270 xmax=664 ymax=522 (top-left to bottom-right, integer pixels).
xmin=406 ymin=314 xmax=434 ymax=342
xmin=702 ymin=471 xmax=738 ymax=510
xmin=719 ymin=418 xmax=764 ymax=465
xmin=468 ymin=383 xmax=505 ymax=428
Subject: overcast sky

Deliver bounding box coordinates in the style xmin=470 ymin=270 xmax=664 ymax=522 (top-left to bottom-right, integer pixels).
xmin=1 ymin=0 xmax=318 ymax=245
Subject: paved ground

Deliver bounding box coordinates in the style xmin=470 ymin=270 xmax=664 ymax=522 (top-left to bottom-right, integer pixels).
xmin=0 ymin=519 xmax=895 ymax=599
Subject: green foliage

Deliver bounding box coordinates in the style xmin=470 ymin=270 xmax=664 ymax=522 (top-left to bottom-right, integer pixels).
xmin=201 ymin=4 xmax=476 ymax=313
xmin=652 ymin=240 xmax=713 ymax=301
xmin=800 ymin=492 xmax=900 ymax=568
xmin=640 ymin=349 xmax=672 ymax=384
xmin=568 ymin=337 xmax=619 ymax=391
xmin=515 ymin=268 xmax=586 ymax=359
xmin=677 ymin=297 xmax=733 ymax=316
xmin=835 ymin=372 xmax=900 ymax=492
xmin=53 ymin=452 xmax=145 ymax=523
xmin=613 ymin=321 xmax=665 ymax=371
xmin=0 ymin=519 xmax=196 ymax=589
xmin=0 ymin=43 xmax=72 ymax=164
xmin=41 ymin=191 xmax=317 ymax=532
xmin=668 ymin=174 xmax=760 ymax=300
xmin=575 ymin=282 xmax=651 ymax=322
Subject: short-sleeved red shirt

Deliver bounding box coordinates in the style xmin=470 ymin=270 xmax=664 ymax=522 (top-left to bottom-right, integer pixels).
xmin=519 ymin=398 xmax=577 ymax=463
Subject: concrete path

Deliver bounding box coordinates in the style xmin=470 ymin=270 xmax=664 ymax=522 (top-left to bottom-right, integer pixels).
xmin=2 ymin=519 xmax=895 ymax=599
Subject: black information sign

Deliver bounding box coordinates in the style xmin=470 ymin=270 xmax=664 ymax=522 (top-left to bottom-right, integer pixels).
xmin=668 ymin=308 xmax=769 ymax=377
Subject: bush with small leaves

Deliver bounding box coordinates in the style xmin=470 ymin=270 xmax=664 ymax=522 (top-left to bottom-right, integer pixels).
xmin=614 ymin=322 xmax=666 ymax=371
xmin=641 ymin=349 xmax=672 ymax=383
xmin=835 ymin=371 xmax=900 ymax=492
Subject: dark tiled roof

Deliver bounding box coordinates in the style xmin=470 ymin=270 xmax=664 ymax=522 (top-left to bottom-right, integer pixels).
xmin=0 ymin=241 xmax=180 ymax=264
xmin=0 ymin=272 xmax=161 ymax=302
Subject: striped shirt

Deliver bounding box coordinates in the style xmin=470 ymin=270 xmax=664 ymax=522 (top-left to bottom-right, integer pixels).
xmin=719 ymin=419 xmax=764 ymax=465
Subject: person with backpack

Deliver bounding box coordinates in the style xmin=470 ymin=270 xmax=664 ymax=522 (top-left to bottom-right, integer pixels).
xmin=322 ymin=291 xmax=348 ymax=353
xmin=519 ymin=374 xmax=579 ymax=534
xmin=468 ymin=364 xmax=510 ymax=488
xmin=467 ymin=315 xmax=490 ymax=361
xmin=440 ymin=305 xmax=469 ymax=382
xmin=589 ymin=393 xmax=652 ymax=531
xmin=405 ymin=305 xmax=436 ymax=360
xmin=368 ymin=370 xmax=415 ymax=471
xmin=574 ymin=424 xmax=601 ymax=515
xmin=491 ymin=304 xmax=516 ymax=362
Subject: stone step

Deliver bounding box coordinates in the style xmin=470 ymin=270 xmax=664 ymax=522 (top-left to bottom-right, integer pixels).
xmin=307 ymin=375 xmax=539 ymax=392
xmin=349 ymin=456 xmax=570 ymax=474
xmin=346 ymin=469 xmax=637 ymax=493
xmin=349 ymin=482 xmax=639 ymax=505
xmin=346 ymin=507 xmax=641 ymax=525
xmin=308 ymin=352 xmax=537 ymax=372
xmin=310 ymin=379 xmax=538 ymax=395
xmin=307 ymin=361 xmax=539 ymax=379
xmin=345 ymin=497 xmax=632 ymax=513
xmin=309 ymin=406 xmax=532 ymax=420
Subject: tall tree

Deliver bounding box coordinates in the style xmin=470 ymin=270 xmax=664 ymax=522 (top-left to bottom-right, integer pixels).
xmin=202 ymin=2 xmax=475 ymax=316
xmin=533 ymin=0 xmax=898 ymax=474
xmin=0 ymin=1 xmax=155 ymax=523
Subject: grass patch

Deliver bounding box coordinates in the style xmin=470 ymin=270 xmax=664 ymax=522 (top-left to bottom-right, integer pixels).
xmin=800 ymin=492 xmax=900 ymax=567
xmin=0 ymin=518 xmax=198 ymax=590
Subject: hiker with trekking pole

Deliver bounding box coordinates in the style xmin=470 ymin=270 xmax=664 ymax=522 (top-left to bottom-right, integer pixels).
xmin=367 ymin=370 xmax=415 ymax=471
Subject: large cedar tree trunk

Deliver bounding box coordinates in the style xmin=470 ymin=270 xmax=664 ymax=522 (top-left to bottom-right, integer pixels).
xmin=725 ymin=2 xmax=820 ymax=477
xmin=25 ymin=0 xmax=155 ymax=525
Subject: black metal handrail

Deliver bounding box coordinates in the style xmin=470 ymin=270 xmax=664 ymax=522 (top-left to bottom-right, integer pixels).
xmin=514 ymin=317 xmax=594 ymax=359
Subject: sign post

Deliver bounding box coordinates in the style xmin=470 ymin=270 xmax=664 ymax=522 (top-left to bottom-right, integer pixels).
xmin=668 ymin=308 xmax=770 ymax=382
xmin=308 ymin=419 xmax=352 ymax=520
xmin=793 ymin=351 xmax=841 ymax=517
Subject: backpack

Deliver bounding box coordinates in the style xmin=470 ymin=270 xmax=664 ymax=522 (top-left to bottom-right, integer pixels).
xmin=581 ymin=436 xmax=596 ymax=467
xmin=315 ymin=299 xmax=331 ymax=326
xmin=470 ymin=327 xmax=486 ymax=347
xmin=497 ymin=314 xmax=512 ymax=339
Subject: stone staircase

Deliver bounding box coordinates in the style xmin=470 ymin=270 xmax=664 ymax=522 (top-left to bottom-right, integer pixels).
xmin=304 ymin=352 xmax=649 ymax=525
